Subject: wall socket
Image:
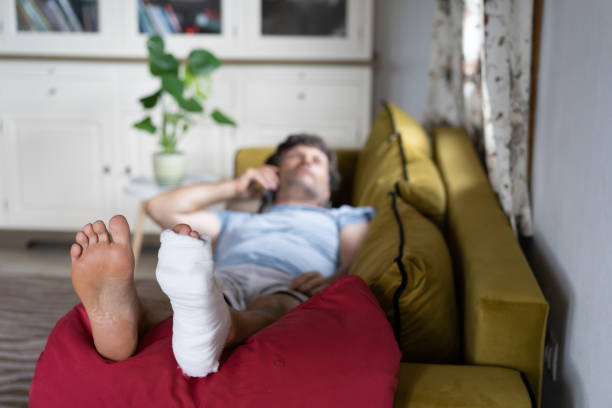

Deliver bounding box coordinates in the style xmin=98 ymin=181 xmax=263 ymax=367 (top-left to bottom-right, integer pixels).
xmin=544 ymin=329 xmax=560 ymax=381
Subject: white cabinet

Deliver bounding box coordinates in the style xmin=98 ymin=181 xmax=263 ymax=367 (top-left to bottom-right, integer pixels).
xmin=0 ymin=0 xmax=373 ymax=60
xmin=0 ymin=60 xmax=371 ymax=231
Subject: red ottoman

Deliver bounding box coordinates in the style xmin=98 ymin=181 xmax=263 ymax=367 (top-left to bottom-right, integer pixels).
xmin=30 ymin=275 xmax=400 ymax=408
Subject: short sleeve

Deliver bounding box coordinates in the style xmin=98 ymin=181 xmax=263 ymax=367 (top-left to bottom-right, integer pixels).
xmin=210 ymin=210 xmax=234 ymax=232
xmin=332 ymin=205 xmax=376 ymax=229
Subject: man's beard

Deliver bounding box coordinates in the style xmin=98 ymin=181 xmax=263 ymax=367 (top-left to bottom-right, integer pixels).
xmin=283 ymin=177 xmax=321 ymax=202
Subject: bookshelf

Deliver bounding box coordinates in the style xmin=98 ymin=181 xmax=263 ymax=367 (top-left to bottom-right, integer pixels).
xmin=0 ymin=0 xmax=373 ymax=60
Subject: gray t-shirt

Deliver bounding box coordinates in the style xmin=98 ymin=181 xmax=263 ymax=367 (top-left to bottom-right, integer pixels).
xmin=212 ymin=204 xmax=376 ymax=277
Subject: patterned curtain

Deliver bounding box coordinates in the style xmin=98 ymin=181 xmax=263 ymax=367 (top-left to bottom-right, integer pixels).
xmin=425 ymin=0 xmax=534 ymax=236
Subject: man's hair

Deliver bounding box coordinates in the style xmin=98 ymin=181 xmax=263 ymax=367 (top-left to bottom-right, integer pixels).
xmin=265 ymin=133 xmax=341 ymax=193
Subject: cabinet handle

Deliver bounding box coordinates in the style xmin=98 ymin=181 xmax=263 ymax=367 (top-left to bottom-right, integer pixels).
xmin=297 ymin=92 xmax=306 ymax=100
xmin=48 ymin=87 xmax=57 ymax=96
xmin=124 ymin=166 xmax=132 ymax=175
xmin=102 ymin=165 xmax=111 ymax=174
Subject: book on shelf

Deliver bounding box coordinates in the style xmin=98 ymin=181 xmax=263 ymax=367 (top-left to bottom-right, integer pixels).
xmin=164 ymin=4 xmax=182 ymax=33
xmin=144 ymin=5 xmax=168 ymax=35
xmin=16 ymin=1 xmax=36 ymax=31
xmin=41 ymin=0 xmax=71 ymax=31
xmin=19 ymin=0 xmax=52 ymax=31
xmin=157 ymin=5 xmax=177 ymax=33
xmin=138 ymin=0 xmax=154 ymax=34
xmin=56 ymin=0 xmax=83 ymax=31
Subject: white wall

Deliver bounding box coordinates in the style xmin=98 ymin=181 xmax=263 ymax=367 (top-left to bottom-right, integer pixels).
xmin=529 ymin=0 xmax=612 ymax=406
xmin=373 ymin=1 xmax=435 ymax=121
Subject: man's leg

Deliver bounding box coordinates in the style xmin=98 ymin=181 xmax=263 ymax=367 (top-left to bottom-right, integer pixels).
xmin=226 ymin=294 xmax=300 ymax=347
xmin=70 ymin=215 xmax=145 ymax=361
xmin=158 ymin=224 xmax=303 ymax=376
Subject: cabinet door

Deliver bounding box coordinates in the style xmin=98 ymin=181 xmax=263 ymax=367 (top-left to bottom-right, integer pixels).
xmin=241 ymin=66 xmax=371 ymax=149
xmin=0 ymin=60 xmax=116 ymax=230
xmin=241 ymin=0 xmax=373 ymax=60
xmin=0 ymin=115 xmax=113 ymax=230
xmin=0 ymin=0 xmax=118 ymax=56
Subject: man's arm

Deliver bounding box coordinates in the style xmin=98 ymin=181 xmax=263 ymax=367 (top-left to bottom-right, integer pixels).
xmin=331 ymin=220 xmax=371 ymax=280
xmin=145 ymin=165 xmax=279 ymax=241
xmin=290 ymin=220 xmax=370 ymax=296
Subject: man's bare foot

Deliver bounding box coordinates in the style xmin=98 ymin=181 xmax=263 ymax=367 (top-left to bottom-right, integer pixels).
xmin=70 ymin=215 xmax=141 ymax=361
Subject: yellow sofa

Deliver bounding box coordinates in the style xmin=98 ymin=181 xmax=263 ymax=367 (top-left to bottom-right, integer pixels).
xmin=233 ymin=105 xmax=548 ymax=407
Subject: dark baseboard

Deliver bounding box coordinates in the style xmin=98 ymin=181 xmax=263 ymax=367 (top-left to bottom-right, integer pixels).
xmin=0 ymin=229 xmax=161 ymax=251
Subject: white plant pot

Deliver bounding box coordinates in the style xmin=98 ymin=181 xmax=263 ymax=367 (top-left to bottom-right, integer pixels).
xmin=153 ymin=152 xmax=187 ymax=187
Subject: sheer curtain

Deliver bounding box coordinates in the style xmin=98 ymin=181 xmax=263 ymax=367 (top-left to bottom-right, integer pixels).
xmin=425 ymin=0 xmax=535 ymax=236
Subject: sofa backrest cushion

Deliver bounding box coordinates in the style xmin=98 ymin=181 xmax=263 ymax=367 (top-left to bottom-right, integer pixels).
xmin=353 ymin=102 xmax=446 ymax=225
xmin=349 ymin=190 xmax=460 ymax=363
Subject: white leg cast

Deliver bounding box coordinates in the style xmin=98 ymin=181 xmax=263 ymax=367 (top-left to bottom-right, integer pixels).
xmin=155 ymin=230 xmax=231 ymax=377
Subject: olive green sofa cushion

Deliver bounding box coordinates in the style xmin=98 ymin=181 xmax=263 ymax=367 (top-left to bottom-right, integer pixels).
xmin=353 ymin=102 xmax=446 ymax=225
xmin=394 ymin=363 xmax=532 ymax=408
xmin=349 ymin=191 xmax=460 ymax=363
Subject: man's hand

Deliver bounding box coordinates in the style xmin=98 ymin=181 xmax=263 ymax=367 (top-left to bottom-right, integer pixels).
xmin=233 ymin=165 xmax=279 ymax=199
xmin=289 ymin=271 xmax=332 ymax=297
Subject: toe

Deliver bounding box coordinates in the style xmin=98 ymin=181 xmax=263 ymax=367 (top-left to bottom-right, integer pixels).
xmin=76 ymin=231 xmax=89 ymax=250
xmin=93 ymin=220 xmax=110 ymax=243
xmin=108 ymin=215 xmax=131 ymax=247
xmin=172 ymin=224 xmax=192 ymax=235
xmin=83 ymin=223 xmax=98 ymax=245
xmin=70 ymin=243 xmax=82 ymax=262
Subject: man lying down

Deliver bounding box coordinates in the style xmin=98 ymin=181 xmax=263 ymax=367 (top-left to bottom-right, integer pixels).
xmin=69 ymin=134 xmax=375 ymax=377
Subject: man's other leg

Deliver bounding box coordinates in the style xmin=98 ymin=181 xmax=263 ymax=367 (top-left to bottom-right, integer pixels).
xmin=226 ymin=293 xmax=301 ymax=347
xmin=70 ymin=215 xmax=145 ymax=361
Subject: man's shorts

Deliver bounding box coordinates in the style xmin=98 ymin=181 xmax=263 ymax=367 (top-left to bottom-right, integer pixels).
xmin=214 ymin=264 xmax=310 ymax=311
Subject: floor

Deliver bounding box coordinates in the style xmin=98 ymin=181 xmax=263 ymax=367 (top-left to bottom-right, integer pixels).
xmin=0 ymin=233 xmax=162 ymax=408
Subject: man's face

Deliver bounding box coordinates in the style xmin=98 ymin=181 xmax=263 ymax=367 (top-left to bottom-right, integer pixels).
xmin=277 ymin=144 xmax=331 ymax=204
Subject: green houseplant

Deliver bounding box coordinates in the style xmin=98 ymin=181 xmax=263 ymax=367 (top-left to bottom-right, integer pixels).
xmin=133 ymin=35 xmax=236 ymax=186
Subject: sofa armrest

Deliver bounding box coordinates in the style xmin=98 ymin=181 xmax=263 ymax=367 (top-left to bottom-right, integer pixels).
xmin=433 ymin=127 xmax=548 ymax=407
xmin=395 ymin=363 xmax=532 ymax=408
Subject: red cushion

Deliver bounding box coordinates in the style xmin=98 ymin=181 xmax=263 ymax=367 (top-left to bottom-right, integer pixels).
xmin=30 ymin=276 xmax=400 ymax=408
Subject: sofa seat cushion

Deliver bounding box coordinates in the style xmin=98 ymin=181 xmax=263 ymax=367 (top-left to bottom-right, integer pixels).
xmin=349 ymin=191 xmax=460 ymax=363
xmin=30 ymin=276 xmax=401 ymax=408
xmin=353 ymin=102 xmax=446 ymax=224
xmin=394 ymin=363 xmax=532 ymax=408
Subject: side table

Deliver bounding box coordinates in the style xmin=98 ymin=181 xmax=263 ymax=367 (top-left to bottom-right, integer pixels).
xmin=123 ymin=173 xmax=220 ymax=265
